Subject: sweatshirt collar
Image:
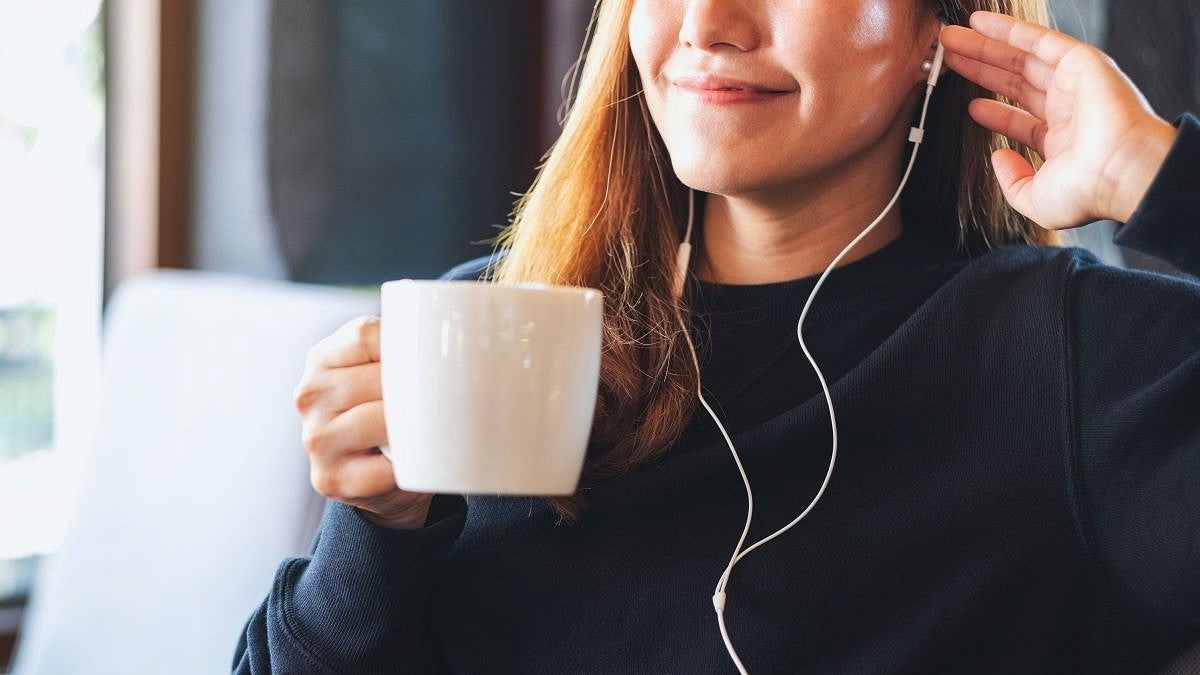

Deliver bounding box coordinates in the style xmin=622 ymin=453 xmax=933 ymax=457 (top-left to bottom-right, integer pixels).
xmin=692 ymin=230 xmax=963 ymax=325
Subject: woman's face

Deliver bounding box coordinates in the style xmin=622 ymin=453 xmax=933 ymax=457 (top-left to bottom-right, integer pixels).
xmin=629 ymin=0 xmax=939 ymax=197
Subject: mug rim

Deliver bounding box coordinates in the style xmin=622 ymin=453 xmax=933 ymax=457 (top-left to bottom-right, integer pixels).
xmin=381 ymin=279 xmax=602 ymax=298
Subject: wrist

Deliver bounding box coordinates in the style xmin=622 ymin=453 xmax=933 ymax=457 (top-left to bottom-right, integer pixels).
xmin=1105 ymin=119 xmax=1177 ymax=223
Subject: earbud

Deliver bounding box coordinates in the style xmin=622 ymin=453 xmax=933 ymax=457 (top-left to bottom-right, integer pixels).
xmin=910 ymin=22 xmax=948 ymax=145
xmin=925 ymin=22 xmax=947 ymax=87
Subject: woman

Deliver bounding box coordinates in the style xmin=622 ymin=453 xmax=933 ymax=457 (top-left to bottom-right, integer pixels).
xmin=236 ymin=0 xmax=1198 ymax=672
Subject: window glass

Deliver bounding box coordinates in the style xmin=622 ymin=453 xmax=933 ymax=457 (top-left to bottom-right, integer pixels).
xmin=0 ymin=0 xmax=105 ymax=600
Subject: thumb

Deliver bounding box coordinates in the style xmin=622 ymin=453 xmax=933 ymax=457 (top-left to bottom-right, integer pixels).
xmin=991 ymin=148 xmax=1037 ymax=222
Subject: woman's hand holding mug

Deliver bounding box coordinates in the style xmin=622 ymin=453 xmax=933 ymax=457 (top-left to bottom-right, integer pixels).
xmin=295 ymin=279 xmax=603 ymax=532
xmin=294 ymin=315 xmax=434 ymax=530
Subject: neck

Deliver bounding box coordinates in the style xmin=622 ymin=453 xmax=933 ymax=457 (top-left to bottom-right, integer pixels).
xmin=695 ymin=197 xmax=903 ymax=286
xmin=694 ymin=117 xmax=915 ymax=286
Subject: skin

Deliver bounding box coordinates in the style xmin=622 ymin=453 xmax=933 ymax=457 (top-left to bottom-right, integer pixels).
xmin=299 ymin=5 xmax=1178 ymax=529
xmin=628 ymin=0 xmax=1178 ymax=285
xmin=296 ymin=315 xmax=435 ymax=529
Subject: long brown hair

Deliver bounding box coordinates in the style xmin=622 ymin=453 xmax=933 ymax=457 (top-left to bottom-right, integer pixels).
xmin=488 ymin=0 xmax=1055 ymax=524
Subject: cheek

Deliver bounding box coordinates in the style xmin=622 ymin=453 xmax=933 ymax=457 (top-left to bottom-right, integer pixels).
xmin=800 ymin=2 xmax=915 ymax=127
xmin=628 ymin=7 xmax=675 ymax=144
xmin=628 ymin=1 xmax=674 ymax=84
xmin=848 ymin=0 xmax=911 ymax=86
xmin=849 ymin=0 xmax=898 ymax=50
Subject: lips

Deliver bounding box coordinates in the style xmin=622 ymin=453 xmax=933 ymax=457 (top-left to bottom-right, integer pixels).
xmin=671 ymin=74 xmax=791 ymax=94
xmin=670 ymin=74 xmax=793 ymax=105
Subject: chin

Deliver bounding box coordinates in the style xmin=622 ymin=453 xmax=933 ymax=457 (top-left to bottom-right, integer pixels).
xmin=674 ymin=166 xmax=771 ymax=197
xmin=668 ymin=143 xmax=787 ymax=196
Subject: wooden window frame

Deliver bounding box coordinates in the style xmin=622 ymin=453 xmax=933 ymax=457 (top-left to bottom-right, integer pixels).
xmin=104 ymin=0 xmax=197 ymax=303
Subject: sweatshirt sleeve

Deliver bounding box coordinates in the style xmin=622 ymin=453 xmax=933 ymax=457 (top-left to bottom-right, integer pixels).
xmin=1068 ymin=111 xmax=1200 ymax=649
xmin=1112 ymin=113 xmax=1200 ymax=273
xmin=232 ymin=494 xmax=467 ymax=673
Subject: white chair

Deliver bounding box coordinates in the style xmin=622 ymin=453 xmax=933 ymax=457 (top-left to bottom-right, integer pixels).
xmin=12 ymin=269 xmax=379 ymax=674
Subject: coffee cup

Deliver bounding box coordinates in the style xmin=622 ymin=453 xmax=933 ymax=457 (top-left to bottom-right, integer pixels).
xmin=378 ymin=279 xmax=603 ymax=495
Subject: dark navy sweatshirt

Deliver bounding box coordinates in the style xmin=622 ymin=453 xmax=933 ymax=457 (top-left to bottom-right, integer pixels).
xmin=235 ymin=113 xmax=1200 ymax=674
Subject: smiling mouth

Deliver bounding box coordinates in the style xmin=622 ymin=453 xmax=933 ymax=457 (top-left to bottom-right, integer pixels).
xmin=679 ymin=85 xmax=791 ymax=95
xmin=674 ymin=82 xmax=792 ymax=102
xmin=672 ymin=74 xmax=793 ymax=95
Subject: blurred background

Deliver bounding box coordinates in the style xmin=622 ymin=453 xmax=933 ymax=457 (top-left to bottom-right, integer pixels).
xmin=0 ymin=0 xmax=1195 ymax=672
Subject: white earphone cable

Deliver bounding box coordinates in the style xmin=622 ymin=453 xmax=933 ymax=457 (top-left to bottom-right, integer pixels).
xmin=671 ymin=71 xmax=940 ymax=674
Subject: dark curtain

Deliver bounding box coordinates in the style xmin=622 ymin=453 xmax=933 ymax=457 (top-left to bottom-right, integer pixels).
xmin=267 ymin=0 xmax=333 ymax=283
xmin=1106 ymin=0 xmax=1199 ymax=275
xmin=1106 ymin=0 xmax=1199 ymax=122
xmin=267 ymin=0 xmax=567 ymax=284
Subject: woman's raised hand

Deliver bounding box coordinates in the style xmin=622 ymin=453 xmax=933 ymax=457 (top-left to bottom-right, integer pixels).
xmin=939 ymin=11 xmax=1178 ymax=229
xmin=294 ymin=315 xmax=436 ymax=530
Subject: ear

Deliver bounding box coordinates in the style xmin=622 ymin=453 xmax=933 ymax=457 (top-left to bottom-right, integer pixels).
xmin=923 ymin=18 xmax=950 ymax=83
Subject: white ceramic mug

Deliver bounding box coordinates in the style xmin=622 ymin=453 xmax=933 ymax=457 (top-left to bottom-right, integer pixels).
xmin=378 ymin=279 xmax=603 ymax=495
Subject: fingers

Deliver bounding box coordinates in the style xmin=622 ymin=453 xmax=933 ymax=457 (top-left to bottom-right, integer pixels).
xmin=297 ymin=362 xmax=382 ymax=421
xmin=944 ymin=48 xmax=1047 ymax=120
xmin=967 ymin=11 xmax=1080 ymax=68
xmin=305 ymin=399 xmax=397 ymax=500
xmin=309 ymin=315 xmax=381 ymax=370
xmin=941 ymin=25 xmax=1057 ymax=119
xmin=967 ymin=98 xmax=1047 ymax=156
xmin=941 ymin=25 xmax=1055 ymax=91
xmin=312 ymin=452 xmax=398 ymax=501
xmin=306 ymin=400 xmax=389 ymax=458
xmin=990 ymin=148 xmax=1037 ymax=220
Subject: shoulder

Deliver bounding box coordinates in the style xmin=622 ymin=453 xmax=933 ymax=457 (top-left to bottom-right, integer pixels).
xmin=954 ymin=242 xmax=1200 ymax=326
xmin=974 ymin=242 xmax=1097 ymax=273
xmin=973 ymin=242 xmax=1198 ymax=293
xmin=959 ymin=243 xmax=1118 ymax=294
xmin=438 ymin=250 xmax=508 ymax=282
xmin=929 ymin=244 xmax=1103 ymax=325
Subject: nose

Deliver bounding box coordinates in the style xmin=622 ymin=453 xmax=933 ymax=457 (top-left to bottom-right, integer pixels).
xmin=678 ymin=0 xmax=760 ymax=52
